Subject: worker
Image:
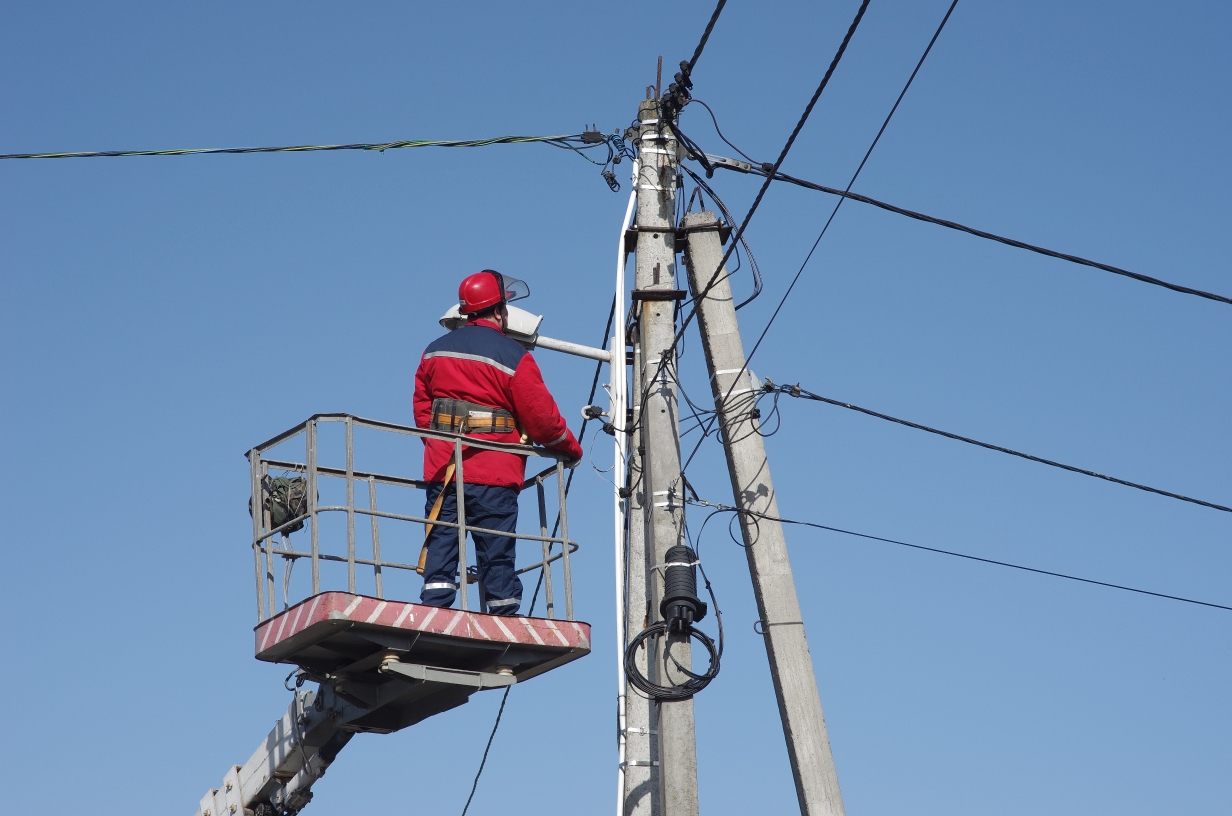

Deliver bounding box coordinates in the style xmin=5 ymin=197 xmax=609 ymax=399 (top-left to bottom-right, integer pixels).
xmin=413 ymin=270 xmax=584 ymax=615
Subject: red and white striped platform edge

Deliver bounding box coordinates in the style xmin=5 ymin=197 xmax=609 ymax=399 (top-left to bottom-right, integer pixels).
xmin=255 ymin=592 xmax=591 ymax=660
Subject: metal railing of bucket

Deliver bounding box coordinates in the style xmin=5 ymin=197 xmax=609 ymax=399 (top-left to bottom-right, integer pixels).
xmin=246 ymin=413 xmax=578 ymax=623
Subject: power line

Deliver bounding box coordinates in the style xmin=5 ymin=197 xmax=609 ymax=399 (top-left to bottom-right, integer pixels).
xmin=689 ymin=0 xmax=872 ymax=313
xmin=685 ymin=0 xmax=729 ymax=74
xmin=764 ymin=378 xmax=1231 ymax=514
xmin=0 ymin=131 xmax=628 ymax=164
xmin=711 ymin=164 xmax=1232 ymax=308
xmin=631 ymin=0 xmax=874 ymax=449
xmin=687 ymin=498 xmax=1232 ymax=613
xmin=742 ymin=0 xmax=962 ymax=367
xmin=626 ymin=0 xmax=871 ymax=451
xmin=679 ymin=0 xmax=957 ymax=474
xmin=680 ymin=162 xmax=763 ymax=308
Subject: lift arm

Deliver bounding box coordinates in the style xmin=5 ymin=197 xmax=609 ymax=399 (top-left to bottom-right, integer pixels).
xmin=194 ymin=660 xmax=517 ymax=816
xmin=194 ymin=687 xmax=346 ymax=816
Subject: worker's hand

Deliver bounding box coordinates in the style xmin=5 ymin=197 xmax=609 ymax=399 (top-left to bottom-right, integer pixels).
xmin=566 ymin=456 xmax=583 ymax=470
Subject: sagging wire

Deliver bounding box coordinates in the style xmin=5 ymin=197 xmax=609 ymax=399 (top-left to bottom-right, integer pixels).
xmin=689 ymin=98 xmax=760 ymax=167
xmin=581 ymin=126 xmax=637 ymax=192
xmin=714 ymin=163 xmax=1232 ymax=307
xmin=661 ymin=0 xmax=874 ymax=379
xmin=677 ymin=382 xmax=780 ymax=478
xmin=682 ymin=497 xmax=1232 ymax=613
xmin=669 ymin=0 xmax=955 ymax=472
xmin=4 ymin=129 xmax=638 ymax=194
xmin=763 ymin=378 xmax=1232 ymax=514
xmin=680 ymin=162 xmax=763 ymax=309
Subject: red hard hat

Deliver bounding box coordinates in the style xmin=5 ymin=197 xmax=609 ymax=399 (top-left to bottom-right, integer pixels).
xmin=458 ymin=270 xmax=530 ymax=315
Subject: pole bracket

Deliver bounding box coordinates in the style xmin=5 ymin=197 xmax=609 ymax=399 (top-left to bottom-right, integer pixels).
xmin=631 ymin=289 xmax=687 ymax=302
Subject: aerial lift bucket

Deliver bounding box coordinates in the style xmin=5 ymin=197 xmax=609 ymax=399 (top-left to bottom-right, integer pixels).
xmin=194 ymin=414 xmax=589 ymax=816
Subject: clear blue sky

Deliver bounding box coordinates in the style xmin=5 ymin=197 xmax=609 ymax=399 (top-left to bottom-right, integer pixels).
xmin=2 ymin=2 xmax=1229 ymax=814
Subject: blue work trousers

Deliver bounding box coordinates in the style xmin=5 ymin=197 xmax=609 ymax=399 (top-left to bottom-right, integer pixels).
xmin=420 ymin=481 xmax=523 ymax=615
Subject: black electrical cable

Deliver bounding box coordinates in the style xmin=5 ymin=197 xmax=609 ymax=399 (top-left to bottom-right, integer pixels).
xmin=679 ymin=0 xmax=962 ymax=479
xmin=689 ymin=98 xmax=760 ymax=166
xmin=625 ymin=0 xmax=877 ymax=448
xmin=680 ymin=162 xmax=764 ymax=308
xmin=766 ymin=379 xmax=1232 ymax=514
xmin=459 ymin=689 xmax=509 ymax=816
xmin=689 ymin=0 xmax=872 ymax=315
xmin=459 ymin=296 xmax=615 ymax=816
xmin=625 ymin=620 xmax=721 ymax=701
xmin=743 ymin=0 xmax=963 ymax=365
xmin=657 ymin=0 xmax=729 ymax=141
xmin=686 ymin=498 xmax=1232 ymax=613
xmin=0 ymin=132 xmax=622 ymax=162
xmin=712 ymin=166 xmax=1232 ymax=308
xmin=686 ymin=0 xmax=729 ymax=75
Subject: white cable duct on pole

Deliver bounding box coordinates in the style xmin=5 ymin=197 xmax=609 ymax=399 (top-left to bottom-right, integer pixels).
xmin=613 ymin=159 xmax=638 ymax=816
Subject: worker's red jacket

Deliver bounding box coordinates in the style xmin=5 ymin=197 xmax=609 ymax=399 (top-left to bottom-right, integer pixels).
xmin=414 ymin=318 xmax=584 ymax=489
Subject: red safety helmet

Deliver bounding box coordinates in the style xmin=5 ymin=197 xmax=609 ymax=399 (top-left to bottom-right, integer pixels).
xmin=458 ymin=270 xmax=530 ymax=315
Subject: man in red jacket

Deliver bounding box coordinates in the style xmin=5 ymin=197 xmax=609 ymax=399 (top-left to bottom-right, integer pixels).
xmin=413 ymin=270 xmax=584 ymax=615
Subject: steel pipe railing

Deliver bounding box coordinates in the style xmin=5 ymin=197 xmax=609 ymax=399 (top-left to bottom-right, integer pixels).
xmin=247 ymin=413 xmax=577 ymax=623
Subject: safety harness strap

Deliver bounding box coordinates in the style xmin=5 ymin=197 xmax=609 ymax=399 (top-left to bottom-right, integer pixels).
xmin=430 ymin=397 xmax=518 ymax=435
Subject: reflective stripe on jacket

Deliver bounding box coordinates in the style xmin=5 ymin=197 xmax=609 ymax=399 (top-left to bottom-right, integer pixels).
xmin=413 ymin=318 xmax=584 ymax=488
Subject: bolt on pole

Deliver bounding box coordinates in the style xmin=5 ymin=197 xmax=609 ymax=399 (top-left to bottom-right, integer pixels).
xmin=626 ymin=96 xmax=699 ymax=816
xmin=682 ymin=211 xmax=846 ymax=816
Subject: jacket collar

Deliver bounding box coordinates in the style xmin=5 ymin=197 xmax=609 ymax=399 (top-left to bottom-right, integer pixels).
xmin=470 ymin=317 xmax=506 ymax=335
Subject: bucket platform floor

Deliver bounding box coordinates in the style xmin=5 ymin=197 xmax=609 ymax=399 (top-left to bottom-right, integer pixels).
xmin=255 ymin=593 xmax=590 ymax=733
xmin=256 ymin=592 xmax=590 ymax=683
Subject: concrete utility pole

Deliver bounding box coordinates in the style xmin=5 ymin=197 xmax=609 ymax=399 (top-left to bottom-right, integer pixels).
xmin=623 ymin=96 xmax=699 ymax=816
xmin=682 ymin=211 xmax=846 ymax=816
xmin=622 ymin=324 xmax=656 ymax=816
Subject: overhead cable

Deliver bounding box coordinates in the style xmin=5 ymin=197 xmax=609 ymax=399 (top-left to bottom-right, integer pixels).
xmin=678 ymin=0 xmax=953 ymax=474
xmin=0 ymin=132 xmax=621 ymax=161
xmin=685 ymin=0 xmax=729 ymax=75
xmin=635 ymin=0 xmax=873 ymax=446
xmin=659 ymin=0 xmax=729 ymax=127
xmin=764 ymin=379 xmax=1231 ymax=514
xmin=626 ymin=1 xmax=871 ymax=446
xmin=711 ymin=163 xmax=1232 ymax=307
xmin=687 ymin=498 xmax=1232 ymax=613
xmin=736 ymin=0 xmax=962 ymax=368
xmin=688 ymin=0 xmax=871 ymax=313
xmin=459 ymin=689 xmax=509 ymax=816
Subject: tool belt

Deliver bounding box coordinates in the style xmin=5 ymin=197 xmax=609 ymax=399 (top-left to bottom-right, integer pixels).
xmin=430 ymin=398 xmax=518 ymax=435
